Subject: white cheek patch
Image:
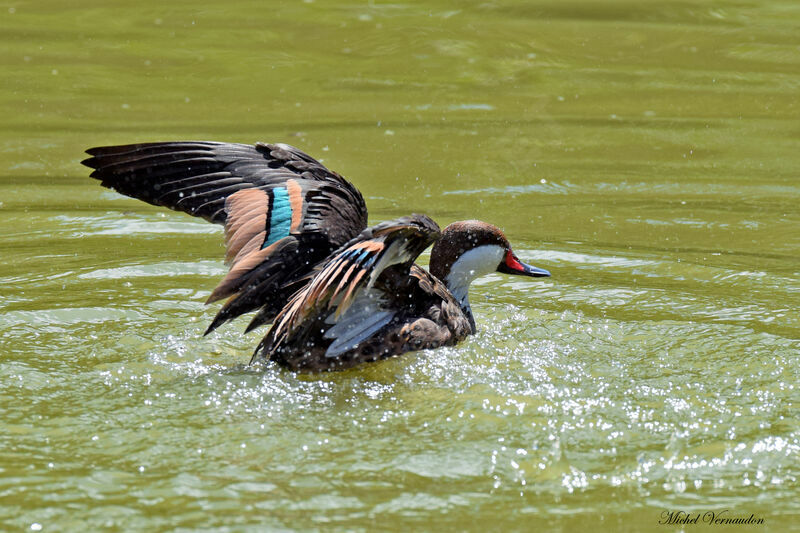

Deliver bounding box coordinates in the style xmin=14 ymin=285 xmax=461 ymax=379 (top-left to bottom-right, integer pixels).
xmin=445 ymin=245 xmax=505 ymax=305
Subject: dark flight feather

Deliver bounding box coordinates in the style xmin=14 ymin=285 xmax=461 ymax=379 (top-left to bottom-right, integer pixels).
xmin=253 ymin=214 xmax=441 ymax=366
xmin=83 ymin=141 xmax=368 ymax=332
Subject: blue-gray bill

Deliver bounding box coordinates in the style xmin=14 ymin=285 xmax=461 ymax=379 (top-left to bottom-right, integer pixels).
xmin=497 ymin=252 xmax=551 ymax=278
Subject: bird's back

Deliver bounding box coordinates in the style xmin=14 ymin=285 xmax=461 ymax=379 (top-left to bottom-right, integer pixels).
xmin=265 ymin=263 xmax=472 ymax=371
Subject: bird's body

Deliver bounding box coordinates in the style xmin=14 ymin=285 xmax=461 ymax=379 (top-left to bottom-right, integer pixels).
xmin=83 ymin=141 xmax=549 ymax=371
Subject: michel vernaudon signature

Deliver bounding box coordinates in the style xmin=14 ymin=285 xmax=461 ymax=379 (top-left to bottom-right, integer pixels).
xmin=659 ymin=510 xmax=765 ymax=526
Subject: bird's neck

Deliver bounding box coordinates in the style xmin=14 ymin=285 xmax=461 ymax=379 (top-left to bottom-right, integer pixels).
xmin=441 ymin=245 xmax=506 ymax=332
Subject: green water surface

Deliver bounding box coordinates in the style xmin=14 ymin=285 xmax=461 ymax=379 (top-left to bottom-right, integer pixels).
xmin=1 ymin=0 xmax=799 ymax=531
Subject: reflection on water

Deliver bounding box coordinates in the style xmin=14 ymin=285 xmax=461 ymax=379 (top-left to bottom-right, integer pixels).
xmin=2 ymin=0 xmax=799 ymax=530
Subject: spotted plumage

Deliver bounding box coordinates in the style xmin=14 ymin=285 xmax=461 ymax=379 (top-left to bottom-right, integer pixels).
xmin=83 ymin=141 xmax=550 ymax=371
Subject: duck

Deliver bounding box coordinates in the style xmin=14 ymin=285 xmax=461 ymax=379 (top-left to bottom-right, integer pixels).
xmin=82 ymin=141 xmax=550 ymax=371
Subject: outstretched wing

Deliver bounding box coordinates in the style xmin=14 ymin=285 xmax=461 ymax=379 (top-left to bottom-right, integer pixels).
xmin=254 ymin=214 xmax=441 ymax=367
xmin=82 ymin=141 xmax=368 ymax=331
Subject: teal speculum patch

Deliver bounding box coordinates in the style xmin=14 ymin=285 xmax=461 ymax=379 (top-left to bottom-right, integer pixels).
xmin=263 ymin=187 xmax=293 ymax=248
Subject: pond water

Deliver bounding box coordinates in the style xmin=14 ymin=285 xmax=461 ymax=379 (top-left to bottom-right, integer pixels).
xmin=1 ymin=0 xmax=799 ymax=530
